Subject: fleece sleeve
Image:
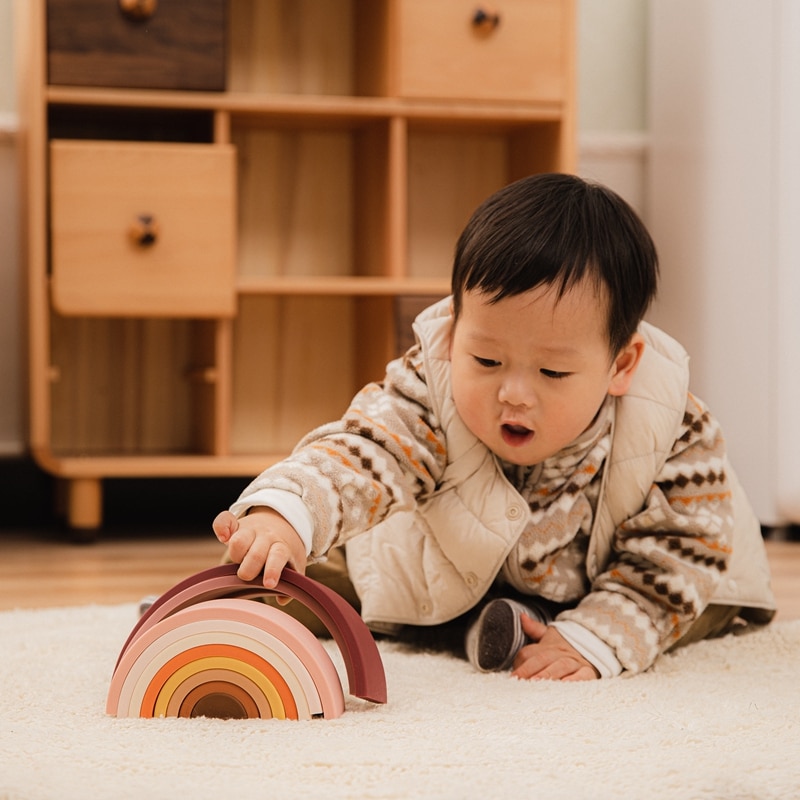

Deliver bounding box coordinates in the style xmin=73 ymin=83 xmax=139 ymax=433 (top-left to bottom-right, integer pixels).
xmin=230 ymin=346 xmax=448 ymax=558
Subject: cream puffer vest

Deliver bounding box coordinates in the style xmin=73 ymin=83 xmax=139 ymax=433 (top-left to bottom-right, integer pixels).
xmin=345 ymin=299 xmax=775 ymax=630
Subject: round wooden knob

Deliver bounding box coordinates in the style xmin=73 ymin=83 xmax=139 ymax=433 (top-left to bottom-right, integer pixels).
xmin=128 ymin=214 xmax=159 ymax=247
xmin=118 ymin=0 xmax=158 ymax=22
xmin=472 ymin=8 xmax=501 ymax=33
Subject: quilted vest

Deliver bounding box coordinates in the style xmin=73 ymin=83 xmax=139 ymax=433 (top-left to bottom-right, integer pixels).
xmin=345 ymin=299 xmax=775 ymax=629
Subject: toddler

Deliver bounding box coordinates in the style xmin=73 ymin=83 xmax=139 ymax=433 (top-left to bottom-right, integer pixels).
xmin=213 ymin=173 xmax=775 ymax=680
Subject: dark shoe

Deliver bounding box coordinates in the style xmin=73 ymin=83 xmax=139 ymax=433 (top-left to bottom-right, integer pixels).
xmin=465 ymin=598 xmax=550 ymax=673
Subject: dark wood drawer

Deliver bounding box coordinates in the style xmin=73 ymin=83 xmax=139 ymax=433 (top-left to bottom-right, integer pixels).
xmin=47 ymin=0 xmax=227 ymax=91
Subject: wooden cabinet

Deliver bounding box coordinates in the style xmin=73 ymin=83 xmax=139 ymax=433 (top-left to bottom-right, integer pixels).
xmin=16 ymin=0 xmax=576 ymax=532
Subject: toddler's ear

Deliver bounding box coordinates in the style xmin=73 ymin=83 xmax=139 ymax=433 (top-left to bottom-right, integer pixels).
xmin=608 ymin=334 xmax=645 ymax=397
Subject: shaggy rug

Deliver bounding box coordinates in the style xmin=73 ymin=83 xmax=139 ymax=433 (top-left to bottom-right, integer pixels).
xmin=0 ymin=603 xmax=798 ymax=800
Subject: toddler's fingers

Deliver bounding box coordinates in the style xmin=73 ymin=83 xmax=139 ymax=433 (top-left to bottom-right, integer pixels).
xmin=519 ymin=614 xmax=549 ymax=641
xmin=212 ymin=510 xmax=238 ymax=543
xmin=261 ymin=541 xmax=295 ymax=589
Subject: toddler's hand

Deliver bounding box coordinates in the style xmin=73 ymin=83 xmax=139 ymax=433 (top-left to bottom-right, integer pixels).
xmin=212 ymin=507 xmax=307 ymax=589
xmin=511 ymin=616 xmax=600 ymax=682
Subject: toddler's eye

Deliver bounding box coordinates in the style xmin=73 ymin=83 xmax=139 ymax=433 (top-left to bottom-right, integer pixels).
xmin=474 ymin=356 xmax=500 ymax=368
xmin=540 ymin=369 xmax=571 ymax=379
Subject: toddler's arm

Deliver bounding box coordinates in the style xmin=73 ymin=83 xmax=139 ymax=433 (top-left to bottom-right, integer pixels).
xmin=227 ymin=346 xmax=446 ymax=560
xmin=213 ymin=507 xmax=307 ymax=589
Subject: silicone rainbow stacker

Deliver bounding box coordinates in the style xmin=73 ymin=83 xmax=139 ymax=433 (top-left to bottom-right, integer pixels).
xmin=106 ymin=564 xmax=387 ymax=720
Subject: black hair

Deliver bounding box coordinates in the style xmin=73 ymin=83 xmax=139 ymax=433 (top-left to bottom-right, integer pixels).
xmin=451 ymin=173 xmax=658 ymax=356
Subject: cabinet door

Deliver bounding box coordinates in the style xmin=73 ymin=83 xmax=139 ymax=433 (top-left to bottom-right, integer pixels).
xmin=395 ymin=0 xmax=567 ymax=102
xmin=50 ymin=140 xmax=236 ymax=317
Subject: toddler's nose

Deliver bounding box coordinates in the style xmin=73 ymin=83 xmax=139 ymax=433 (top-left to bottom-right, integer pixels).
xmin=498 ymin=375 xmax=536 ymax=409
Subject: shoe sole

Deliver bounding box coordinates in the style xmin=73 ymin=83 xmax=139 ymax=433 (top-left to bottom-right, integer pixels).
xmin=475 ymin=600 xmax=525 ymax=672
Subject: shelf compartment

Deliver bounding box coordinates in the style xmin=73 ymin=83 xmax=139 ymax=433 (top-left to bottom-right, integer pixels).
xmin=233 ymin=117 xmax=391 ymax=281
xmin=406 ymin=120 xmax=567 ymax=279
xmin=231 ymin=295 xmax=359 ymax=454
xmin=229 ymin=292 xmax=445 ymax=457
xmin=49 ymin=316 xmax=221 ymax=458
xmin=228 ymin=0 xmax=353 ymax=96
xmin=227 ymin=0 xmax=391 ymax=98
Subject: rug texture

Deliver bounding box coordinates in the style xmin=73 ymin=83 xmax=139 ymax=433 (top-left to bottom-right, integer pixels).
xmin=0 ymin=603 xmax=798 ymax=800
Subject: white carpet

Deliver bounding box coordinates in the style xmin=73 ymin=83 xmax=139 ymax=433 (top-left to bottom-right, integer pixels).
xmin=0 ymin=603 xmax=798 ymax=800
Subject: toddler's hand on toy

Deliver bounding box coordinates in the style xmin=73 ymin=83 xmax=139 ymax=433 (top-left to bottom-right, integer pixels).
xmin=511 ymin=616 xmax=600 ymax=682
xmin=213 ymin=507 xmax=307 ymax=590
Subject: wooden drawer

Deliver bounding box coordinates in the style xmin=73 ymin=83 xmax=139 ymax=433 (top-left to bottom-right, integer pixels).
xmin=50 ymin=140 xmax=236 ymax=317
xmin=395 ymin=0 xmax=568 ymax=102
xmin=46 ymin=0 xmax=226 ymax=91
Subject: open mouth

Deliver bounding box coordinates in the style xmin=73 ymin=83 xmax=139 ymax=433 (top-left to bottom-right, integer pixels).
xmin=501 ymin=423 xmax=534 ymax=447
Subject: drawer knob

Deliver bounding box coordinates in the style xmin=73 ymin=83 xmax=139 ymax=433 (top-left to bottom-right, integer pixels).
xmin=129 ymin=214 xmax=160 ymax=248
xmin=472 ymin=7 xmax=501 ymax=33
xmin=118 ymin=0 xmax=158 ymax=22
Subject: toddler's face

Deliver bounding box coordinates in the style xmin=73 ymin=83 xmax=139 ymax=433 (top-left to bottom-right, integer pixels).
xmin=449 ymin=282 xmax=641 ymax=466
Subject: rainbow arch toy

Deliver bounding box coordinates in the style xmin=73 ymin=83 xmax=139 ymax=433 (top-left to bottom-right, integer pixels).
xmin=106 ymin=564 xmax=387 ymax=720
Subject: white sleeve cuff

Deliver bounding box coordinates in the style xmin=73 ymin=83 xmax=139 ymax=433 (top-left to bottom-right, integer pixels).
xmin=229 ymin=489 xmax=314 ymax=556
xmin=551 ymin=620 xmax=623 ymax=679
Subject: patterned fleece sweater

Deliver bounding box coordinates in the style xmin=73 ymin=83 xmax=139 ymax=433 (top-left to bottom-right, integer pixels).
xmin=233 ymin=345 xmax=733 ymax=674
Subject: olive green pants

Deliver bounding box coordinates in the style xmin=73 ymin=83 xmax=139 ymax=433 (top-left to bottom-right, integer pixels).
xmin=241 ymin=547 xmax=764 ymax=660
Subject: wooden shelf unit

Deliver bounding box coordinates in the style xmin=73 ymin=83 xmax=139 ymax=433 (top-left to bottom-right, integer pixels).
xmin=17 ymin=0 xmax=576 ymax=531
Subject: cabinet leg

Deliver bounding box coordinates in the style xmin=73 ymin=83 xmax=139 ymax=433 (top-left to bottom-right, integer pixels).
xmin=66 ymin=478 xmax=104 ymax=532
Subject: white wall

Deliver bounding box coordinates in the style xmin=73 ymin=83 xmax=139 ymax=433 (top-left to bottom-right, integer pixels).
xmin=0 ymin=0 xmax=649 ymax=455
xmin=577 ymin=0 xmax=649 ymax=217
xmin=647 ymin=0 xmax=800 ymax=526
